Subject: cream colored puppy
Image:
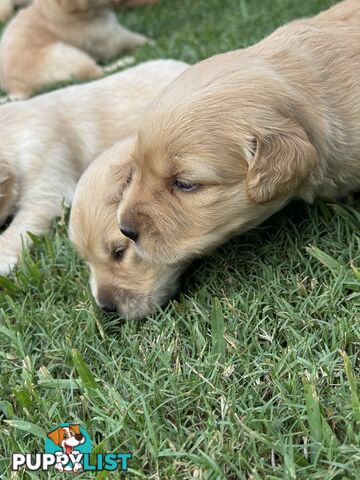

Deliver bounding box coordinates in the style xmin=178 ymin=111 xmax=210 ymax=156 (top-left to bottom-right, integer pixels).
xmin=0 ymin=0 xmax=30 ymax=22
xmin=118 ymin=0 xmax=360 ymax=270
xmin=0 ymin=0 xmax=148 ymax=98
xmin=0 ymin=59 xmax=188 ymax=275
xmin=69 ymin=139 xmax=185 ymax=320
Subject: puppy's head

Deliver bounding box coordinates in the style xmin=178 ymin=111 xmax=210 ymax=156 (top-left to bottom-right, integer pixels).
xmin=47 ymin=425 xmax=84 ymax=448
xmin=118 ymin=63 xmax=319 ymax=265
xmin=69 ymin=139 xmax=185 ymax=320
xmin=0 ymin=157 xmax=17 ymax=227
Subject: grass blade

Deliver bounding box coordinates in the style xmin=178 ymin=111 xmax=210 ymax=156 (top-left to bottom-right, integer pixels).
xmin=5 ymin=419 xmax=46 ymax=439
xmin=210 ymin=298 xmax=226 ymax=363
xmin=341 ymin=351 xmax=360 ymax=424
xmin=304 ymin=380 xmax=322 ymax=463
xmin=306 ymin=246 xmax=344 ymax=275
xmin=72 ymin=349 xmax=98 ymax=390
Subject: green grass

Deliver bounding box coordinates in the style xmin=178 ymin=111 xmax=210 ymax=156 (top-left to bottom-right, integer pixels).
xmin=1 ymin=0 xmax=360 ymax=478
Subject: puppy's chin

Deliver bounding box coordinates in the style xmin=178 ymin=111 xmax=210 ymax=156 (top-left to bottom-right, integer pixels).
xmin=92 ymin=266 xmax=184 ymax=320
xmin=114 ymin=293 xmax=160 ymax=320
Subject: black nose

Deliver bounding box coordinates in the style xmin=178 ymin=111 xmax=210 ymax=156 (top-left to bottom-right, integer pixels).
xmin=120 ymin=226 xmax=138 ymax=242
xmin=75 ymin=434 xmax=83 ymax=441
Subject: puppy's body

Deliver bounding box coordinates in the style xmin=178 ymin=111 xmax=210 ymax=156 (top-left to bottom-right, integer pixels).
xmin=119 ymin=0 xmax=360 ymax=269
xmin=0 ymin=0 xmax=148 ymax=98
xmin=0 ymin=60 xmax=188 ymax=274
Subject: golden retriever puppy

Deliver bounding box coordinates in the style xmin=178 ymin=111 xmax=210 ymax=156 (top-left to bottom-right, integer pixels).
xmin=0 ymin=0 xmax=30 ymax=23
xmin=118 ymin=0 xmax=360 ymax=270
xmin=0 ymin=59 xmax=188 ymax=275
xmin=69 ymin=139 xmax=185 ymax=320
xmin=0 ymin=0 xmax=149 ymax=98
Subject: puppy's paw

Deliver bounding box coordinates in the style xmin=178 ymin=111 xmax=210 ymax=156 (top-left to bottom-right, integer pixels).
xmin=103 ymin=56 xmax=135 ymax=73
xmin=0 ymin=254 xmax=18 ymax=276
xmin=73 ymin=463 xmax=83 ymax=473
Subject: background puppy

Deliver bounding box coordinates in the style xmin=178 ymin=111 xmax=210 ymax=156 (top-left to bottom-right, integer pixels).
xmin=0 ymin=0 xmax=149 ymax=98
xmin=69 ymin=139 xmax=185 ymax=320
xmin=118 ymin=0 xmax=360 ymax=272
xmin=0 ymin=0 xmax=29 ymax=22
xmin=0 ymin=59 xmax=188 ymax=275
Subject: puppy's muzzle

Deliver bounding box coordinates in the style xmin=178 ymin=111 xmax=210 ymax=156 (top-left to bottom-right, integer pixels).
xmin=97 ymin=287 xmax=117 ymax=313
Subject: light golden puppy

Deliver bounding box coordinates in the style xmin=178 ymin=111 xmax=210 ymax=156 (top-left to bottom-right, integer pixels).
xmin=0 ymin=0 xmax=30 ymax=22
xmin=69 ymin=139 xmax=185 ymax=320
xmin=0 ymin=59 xmax=188 ymax=275
xmin=0 ymin=0 xmax=148 ymax=98
xmin=118 ymin=0 xmax=360 ymax=270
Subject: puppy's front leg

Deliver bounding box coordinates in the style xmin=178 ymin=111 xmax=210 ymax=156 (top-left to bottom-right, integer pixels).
xmin=0 ymin=205 xmax=54 ymax=275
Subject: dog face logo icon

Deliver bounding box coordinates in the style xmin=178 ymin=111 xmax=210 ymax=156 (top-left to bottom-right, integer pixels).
xmin=45 ymin=423 xmax=92 ymax=473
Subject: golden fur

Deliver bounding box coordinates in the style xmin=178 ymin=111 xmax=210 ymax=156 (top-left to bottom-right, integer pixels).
xmin=69 ymin=139 xmax=185 ymax=320
xmin=0 ymin=0 xmax=148 ymax=98
xmin=0 ymin=60 xmax=188 ymax=275
xmin=0 ymin=0 xmax=29 ymax=22
xmin=117 ymin=0 xmax=360 ymax=273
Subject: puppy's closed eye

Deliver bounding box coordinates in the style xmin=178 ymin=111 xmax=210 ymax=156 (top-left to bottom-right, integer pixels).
xmin=111 ymin=244 xmax=126 ymax=262
xmin=173 ymin=178 xmax=199 ymax=192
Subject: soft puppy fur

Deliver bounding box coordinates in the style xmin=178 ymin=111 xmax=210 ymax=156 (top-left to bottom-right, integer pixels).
xmin=0 ymin=59 xmax=188 ymax=275
xmin=0 ymin=0 xmax=30 ymax=22
xmin=69 ymin=139 xmax=185 ymax=320
xmin=118 ymin=0 xmax=360 ymax=271
xmin=0 ymin=0 xmax=148 ymax=98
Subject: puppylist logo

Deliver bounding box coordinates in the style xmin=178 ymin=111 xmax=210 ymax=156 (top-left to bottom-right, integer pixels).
xmin=11 ymin=423 xmax=132 ymax=474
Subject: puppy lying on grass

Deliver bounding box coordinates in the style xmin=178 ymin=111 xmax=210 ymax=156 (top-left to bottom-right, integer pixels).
xmin=0 ymin=0 xmax=149 ymax=98
xmin=0 ymin=0 xmax=29 ymax=22
xmin=117 ymin=0 xmax=360 ymax=275
xmin=69 ymin=139 xmax=185 ymax=320
xmin=0 ymin=59 xmax=188 ymax=275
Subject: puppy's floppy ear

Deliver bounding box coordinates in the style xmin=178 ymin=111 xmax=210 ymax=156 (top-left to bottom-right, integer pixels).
xmin=69 ymin=424 xmax=81 ymax=435
xmin=47 ymin=428 xmax=63 ymax=446
xmin=246 ymin=120 xmax=318 ymax=204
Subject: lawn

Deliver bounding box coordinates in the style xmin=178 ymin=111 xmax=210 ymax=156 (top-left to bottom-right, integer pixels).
xmin=1 ymin=0 xmax=360 ymax=479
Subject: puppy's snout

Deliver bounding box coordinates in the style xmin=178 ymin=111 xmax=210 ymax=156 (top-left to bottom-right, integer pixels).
xmin=120 ymin=225 xmax=138 ymax=242
xmin=97 ymin=287 xmax=116 ymax=313
xmin=75 ymin=434 xmax=84 ymax=442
